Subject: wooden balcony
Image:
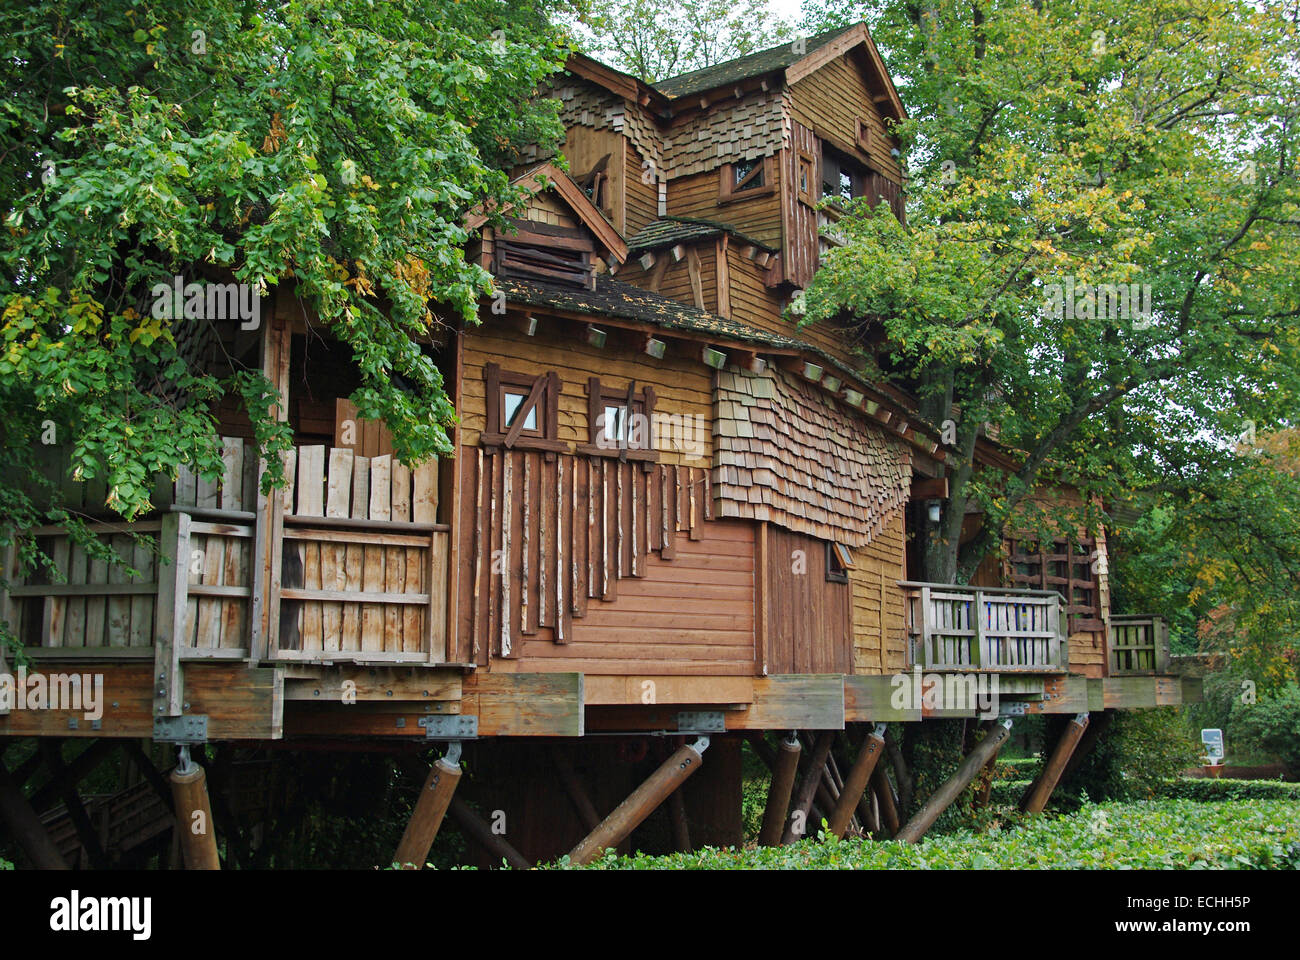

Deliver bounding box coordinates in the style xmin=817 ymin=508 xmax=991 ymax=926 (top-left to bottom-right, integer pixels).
xmin=2 ymin=438 xmax=449 ymax=669
xmin=1107 ymin=615 xmax=1170 ymax=676
xmin=902 ymin=581 xmax=1067 ymax=673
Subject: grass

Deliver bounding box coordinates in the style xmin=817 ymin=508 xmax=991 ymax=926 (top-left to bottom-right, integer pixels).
xmin=546 ymin=799 xmax=1300 ymax=870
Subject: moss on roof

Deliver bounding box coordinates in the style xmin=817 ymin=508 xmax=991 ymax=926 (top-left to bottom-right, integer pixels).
xmin=626 ymin=217 xmax=777 ymax=255
xmin=653 ymin=26 xmax=855 ymax=98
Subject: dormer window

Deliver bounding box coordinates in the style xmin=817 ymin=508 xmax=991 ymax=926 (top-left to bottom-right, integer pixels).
xmin=719 ymin=156 xmax=775 ymax=203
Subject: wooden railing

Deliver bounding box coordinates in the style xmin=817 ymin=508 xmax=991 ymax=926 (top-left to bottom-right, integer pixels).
xmin=2 ymin=437 xmax=447 ymax=664
xmin=1108 ymin=615 xmax=1170 ymax=676
xmin=272 ymin=444 xmax=446 ymax=662
xmin=902 ymin=581 xmax=1067 ymax=672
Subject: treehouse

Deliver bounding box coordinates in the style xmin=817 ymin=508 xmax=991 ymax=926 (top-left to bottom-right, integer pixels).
xmin=0 ymin=23 xmax=1197 ymax=869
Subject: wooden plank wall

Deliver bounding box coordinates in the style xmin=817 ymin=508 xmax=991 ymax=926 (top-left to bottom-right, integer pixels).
xmin=665 ymin=168 xmax=784 ymax=252
xmin=783 ymin=122 xmax=820 ymax=289
xmin=625 ymin=139 xmax=658 ymax=237
xmin=458 ymin=324 xmax=714 ymax=457
xmin=559 ymin=125 xmax=624 ymax=232
xmin=789 ymin=49 xmax=904 ymax=184
xmin=848 ymin=511 xmax=907 ymax=675
xmin=456 ymin=450 xmax=754 ymax=675
xmin=763 ymin=525 xmax=851 ymax=674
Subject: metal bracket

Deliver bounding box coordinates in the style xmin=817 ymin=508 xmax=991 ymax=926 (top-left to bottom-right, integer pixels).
xmin=420 ymin=715 xmax=478 ymax=739
xmin=153 ymin=714 xmax=208 ymax=744
xmin=998 ymin=701 xmax=1028 ymax=717
xmin=676 ymin=711 xmax=726 ymax=734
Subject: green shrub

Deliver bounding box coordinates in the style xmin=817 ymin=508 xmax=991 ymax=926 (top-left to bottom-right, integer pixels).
xmin=549 ymin=799 xmax=1300 ymax=870
xmin=1061 ymin=708 xmax=1199 ymax=804
xmin=1231 ymin=683 xmax=1300 ymax=778
xmin=994 ymin=757 xmax=1040 ymax=780
xmin=1154 ymin=777 xmax=1300 ymax=801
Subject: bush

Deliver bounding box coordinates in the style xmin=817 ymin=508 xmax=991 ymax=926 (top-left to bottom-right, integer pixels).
xmin=1061 ymin=708 xmax=1199 ymax=804
xmin=550 ymin=799 xmax=1300 ymax=870
xmin=994 ymin=757 xmax=1040 ymax=780
xmin=1154 ymin=778 xmax=1300 ymax=802
xmin=1231 ymin=683 xmax=1300 ymax=778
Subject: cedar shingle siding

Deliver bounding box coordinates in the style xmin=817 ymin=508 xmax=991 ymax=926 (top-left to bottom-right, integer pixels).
xmin=713 ymin=366 xmax=911 ymax=548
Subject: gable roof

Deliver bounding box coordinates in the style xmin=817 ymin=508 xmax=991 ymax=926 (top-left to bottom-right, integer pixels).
xmin=654 ymin=22 xmax=906 ymax=123
xmin=627 ymin=217 xmax=777 ymax=256
xmin=465 ymin=162 xmax=628 ymax=265
xmin=654 ymin=26 xmax=854 ymax=97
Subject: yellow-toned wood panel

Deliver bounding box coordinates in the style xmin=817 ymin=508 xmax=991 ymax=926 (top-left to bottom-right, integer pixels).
xmin=665 ymin=167 xmax=784 ymax=250
xmin=559 ymin=125 xmax=624 ymax=232
xmin=460 ymin=321 xmax=714 ymax=466
xmin=790 ymin=52 xmax=903 ymax=183
xmin=625 ymin=140 xmax=658 ymax=237
xmin=848 ymin=511 xmax=908 ymax=675
xmin=724 ymin=246 xmax=865 ymax=371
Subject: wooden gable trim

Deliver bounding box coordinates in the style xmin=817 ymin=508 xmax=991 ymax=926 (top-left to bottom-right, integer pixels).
xmin=785 ymin=24 xmax=907 ymax=125
xmin=566 ymin=53 xmax=669 ymax=114
xmin=466 ymin=163 xmax=629 ymax=266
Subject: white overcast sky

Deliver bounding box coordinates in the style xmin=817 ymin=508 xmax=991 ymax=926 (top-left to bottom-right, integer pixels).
xmin=770 ymin=0 xmax=803 ymax=22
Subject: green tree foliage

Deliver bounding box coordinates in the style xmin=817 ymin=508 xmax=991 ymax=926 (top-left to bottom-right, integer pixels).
xmin=794 ymin=0 xmax=1300 ymax=634
xmin=0 ymin=1 xmax=573 ymax=632
xmin=569 ymin=0 xmax=794 ymax=82
xmin=1059 ymin=709 xmax=1200 ymax=804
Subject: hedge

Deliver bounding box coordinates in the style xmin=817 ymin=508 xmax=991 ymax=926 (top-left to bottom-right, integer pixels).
xmin=550 ymin=799 xmax=1300 ymax=870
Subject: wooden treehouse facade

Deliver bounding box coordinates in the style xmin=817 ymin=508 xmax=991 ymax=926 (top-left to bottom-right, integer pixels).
xmin=1 ymin=23 xmax=1196 ymax=869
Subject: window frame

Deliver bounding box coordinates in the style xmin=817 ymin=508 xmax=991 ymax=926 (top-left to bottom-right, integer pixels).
xmin=579 ymin=377 xmax=659 ymax=462
xmin=719 ymin=156 xmax=776 ymax=203
xmin=1007 ymin=534 xmax=1103 ymax=633
xmin=826 ymin=541 xmax=853 ymax=584
xmin=481 ymin=362 xmax=566 ymax=454
xmin=796 ymin=151 xmax=818 ymax=208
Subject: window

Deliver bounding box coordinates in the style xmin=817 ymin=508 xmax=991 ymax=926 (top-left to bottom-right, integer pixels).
xmin=580 ymin=377 xmax=659 ymax=461
xmin=482 ymin=363 xmax=564 ymax=453
xmin=1008 ymin=535 xmax=1103 ymax=633
xmin=719 ymin=156 xmax=775 ymax=202
xmin=826 ymin=541 xmax=853 ymax=583
xmin=855 ymin=117 xmax=874 ymax=155
xmin=821 ymin=148 xmax=867 ymax=207
xmin=796 ymin=152 xmax=817 ymax=208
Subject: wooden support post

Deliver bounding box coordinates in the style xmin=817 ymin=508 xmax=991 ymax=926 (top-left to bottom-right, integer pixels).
xmin=1021 ymin=713 xmax=1090 ymax=814
xmin=758 ymin=734 xmax=800 ymax=847
xmin=553 ymin=746 xmax=600 ymax=831
xmin=393 ymin=746 xmax=463 ymax=869
xmin=448 ymin=796 xmax=531 ymax=870
xmin=668 ymin=788 xmax=691 ymax=852
xmin=972 ymin=746 xmax=1003 ymax=811
xmin=1060 ymin=709 xmax=1113 ymax=786
xmin=895 ymin=719 xmax=1013 ymax=844
xmin=168 ymin=751 xmax=221 ymax=870
xmin=872 ymin=764 xmax=900 ymax=836
xmin=567 ymin=738 xmax=708 ymax=866
xmin=828 ymin=724 xmax=886 ymax=838
xmin=782 ymin=731 xmax=833 ymax=844
xmin=41 ymin=740 xmax=108 ymax=869
xmin=0 ymin=759 xmax=69 ymax=869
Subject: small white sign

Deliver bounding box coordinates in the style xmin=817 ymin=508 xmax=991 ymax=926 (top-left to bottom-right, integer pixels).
xmin=1201 ymin=728 xmax=1225 ymax=763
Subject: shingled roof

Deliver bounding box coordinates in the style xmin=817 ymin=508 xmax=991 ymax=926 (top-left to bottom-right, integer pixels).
xmin=626 ymin=217 xmax=777 ymax=256
xmin=654 ymin=26 xmax=855 ymax=98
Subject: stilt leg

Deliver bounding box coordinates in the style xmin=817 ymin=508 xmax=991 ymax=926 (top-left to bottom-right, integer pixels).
xmin=448 ymin=796 xmax=531 ymax=869
xmin=758 ymin=733 xmax=800 ymax=847
xmin=567 ymin=737 xmax=709 ymax=866
xmin=1021 ymin=713 xmax=1090 ymax=813
xmin=782 ymin=731 xmax=832 ymax=844
xmin=0 ymin=757 xmax=69 ymax=869
xmin=896 ymin=719 xmax=1013 ymax=844
xmin=393 ymin=742 xmax=463 ymax=870
xmin=829 ymin=724 xmax=886 ymax=838
xmin=168 ymin=747 xmax=220 ymax=870
xmin=872 ymin=763 xmax=900 ymax=836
